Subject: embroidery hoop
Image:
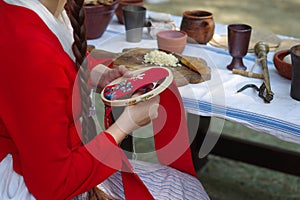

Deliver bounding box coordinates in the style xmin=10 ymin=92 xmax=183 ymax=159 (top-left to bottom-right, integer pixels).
xmin=101 ymin=67 xmax=173 ymax=106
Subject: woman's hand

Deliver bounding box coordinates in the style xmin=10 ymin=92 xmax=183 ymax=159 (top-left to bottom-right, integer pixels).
xmin=90 ymin=64 xmax=131 ymax=89
xmin=106 ymin=94 xmax=160 ymax=144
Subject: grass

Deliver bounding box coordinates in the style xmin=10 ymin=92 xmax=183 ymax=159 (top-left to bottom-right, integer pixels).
xmin=198 ymin=155 xmax=300 ymax=200
xmin=198 ymin=121 xmax=300 ymax=200
xmin=144 ymin=0 xmax=300 ymax=39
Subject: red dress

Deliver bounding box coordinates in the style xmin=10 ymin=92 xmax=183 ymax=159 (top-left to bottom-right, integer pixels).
xmin=0 ymin=1 xmax=197 ymax=199
xmin=0 ymin=0 xmax=130 ymax=199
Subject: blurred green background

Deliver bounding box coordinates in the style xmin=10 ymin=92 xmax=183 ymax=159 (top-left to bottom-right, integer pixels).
xmin=145 ymin=0 xmax=300 ymax=38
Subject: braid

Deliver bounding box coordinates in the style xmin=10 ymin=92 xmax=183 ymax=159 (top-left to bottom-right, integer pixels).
xmin=66 ymin=1 xmax=116 ymax=199
xmin=66 ymin=0 xmax=96 ymax=144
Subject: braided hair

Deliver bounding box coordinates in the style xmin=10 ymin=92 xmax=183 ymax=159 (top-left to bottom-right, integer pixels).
xmin=65 ymin=0 xmax=116 ymax=199
xmin=66 ymin=0 xmax=97 ymax=144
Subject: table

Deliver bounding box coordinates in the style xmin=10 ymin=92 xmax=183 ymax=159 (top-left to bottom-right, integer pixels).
xmin=88 ymin=12 xmax=300 ymax=176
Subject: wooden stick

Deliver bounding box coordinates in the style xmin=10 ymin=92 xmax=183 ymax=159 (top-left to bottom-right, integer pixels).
xmin=232 ymin=69 xmax=264 ymax=79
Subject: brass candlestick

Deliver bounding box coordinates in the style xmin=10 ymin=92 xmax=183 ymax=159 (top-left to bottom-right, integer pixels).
xmin=237 ymin=41 xmax=274 ymax=103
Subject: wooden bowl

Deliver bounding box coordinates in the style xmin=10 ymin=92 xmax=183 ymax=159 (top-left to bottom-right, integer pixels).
xmin=157 ymin=30 xmax=187 ymax=54
xmin=84 ymin=0 xmax=120 ymax=39
xmin=273 ymin=49 xmax=292 ymax=80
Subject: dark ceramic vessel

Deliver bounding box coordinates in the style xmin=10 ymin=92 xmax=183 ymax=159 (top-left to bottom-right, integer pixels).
xmin=123 ymin=5 xmax=146 ymax=42
xmin=84 ymin=0 xmax=120 ymax=39
xmin=115 ymin=0 xmax=144 ymax=24
xmin=226 ymin=24 xmax=252 ymax=71
xmin=180 ymin=10 xmax=215 ymax=44
xmin=290 ymin=44 xmax=300 ymax=101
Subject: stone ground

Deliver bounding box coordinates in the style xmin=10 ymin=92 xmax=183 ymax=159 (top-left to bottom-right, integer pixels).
xmin=139 ymin=0 xmax=300 ymax=199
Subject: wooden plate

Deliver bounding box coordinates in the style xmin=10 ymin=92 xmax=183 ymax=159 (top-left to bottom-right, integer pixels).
xmin=89 ymin=48 xmax=211 ymax=87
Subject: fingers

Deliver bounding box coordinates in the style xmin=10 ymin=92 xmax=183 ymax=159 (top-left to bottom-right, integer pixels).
xmin=117 ymin=65 xmax=132 ymax=78
xmin=148 ymin=99 xmax=160 ymax=120
xmin=90 ymin=64 xmax=132 ymax=89
xmin=141 ymin=95 xmax=160 ymax=121
xmin=150 ymin=95 xmax=160 ymax=116
xmin=149 ymin=94 xmax=160 ymax=105
xmin=115 ymin=109 xmax=141 ymax=134
xmin=115 ymin=95 xmax=160 ymax=134
xmin=110 ymin=65 xmax=132 ymax=80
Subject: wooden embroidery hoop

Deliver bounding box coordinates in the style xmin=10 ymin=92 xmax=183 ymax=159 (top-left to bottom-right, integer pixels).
xmin=101 ymin=67 xmax=173 ymax=106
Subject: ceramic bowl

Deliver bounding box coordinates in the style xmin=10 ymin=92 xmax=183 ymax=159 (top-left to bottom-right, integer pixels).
xmin=84 ymin=0 xmax=120 ymax=39
xmin=156 ymin=30 xmax=187 ymax=54
xmin=273 ymin=49 xmax=292 ymax=80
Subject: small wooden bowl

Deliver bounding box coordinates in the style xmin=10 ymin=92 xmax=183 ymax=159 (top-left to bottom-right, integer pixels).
xmin=157 ymin=30 xmax=187 ymax=54
xmin=273 ymin=49 xmax=292 ymax=80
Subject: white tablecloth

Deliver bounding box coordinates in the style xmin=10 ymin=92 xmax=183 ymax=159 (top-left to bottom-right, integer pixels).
xmin=88 ymin=13 xmax=300 ymax=145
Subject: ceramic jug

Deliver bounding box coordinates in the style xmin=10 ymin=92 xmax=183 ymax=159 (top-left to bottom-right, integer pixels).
xmin=180 ymin=10 xmax=215 ymax=44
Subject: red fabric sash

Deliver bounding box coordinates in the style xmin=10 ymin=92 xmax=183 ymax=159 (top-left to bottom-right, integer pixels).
xmin=152 ymin=82 xmax=196 ymax=176
xmin=88 ymin=55 xmax=196 ymax=199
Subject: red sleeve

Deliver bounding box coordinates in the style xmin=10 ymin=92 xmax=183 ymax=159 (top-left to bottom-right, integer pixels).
xmin=1 ymin=41 xmax=122 ymax=199
xmin=0 ymin=5 xmax=123 ymax=198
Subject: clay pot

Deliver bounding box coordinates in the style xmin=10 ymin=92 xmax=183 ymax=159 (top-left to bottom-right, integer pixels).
xmin=157 ymin=30 xmax=187 ymax=54
xmin=180 ymin=10 xmax=215 ymax=44
xmin=84 ymin=0 xmax=120 ymax=39
xmin=115 ymin=0 xmax=144 ymax=24
xmin=273 ymin=49 xmax=292 ymax=80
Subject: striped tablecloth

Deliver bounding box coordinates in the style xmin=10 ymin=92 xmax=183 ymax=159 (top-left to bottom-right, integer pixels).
xmin=88 ymin=13 xmax=300 ymax=145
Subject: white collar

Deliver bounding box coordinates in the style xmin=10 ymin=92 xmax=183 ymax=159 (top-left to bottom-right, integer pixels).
xmin=4 ymin=0 xmax=75 ymax=61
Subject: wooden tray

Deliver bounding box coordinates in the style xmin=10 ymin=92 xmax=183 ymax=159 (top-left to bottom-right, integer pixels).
xmin=89 ymin=48 xmax=211 ymax=87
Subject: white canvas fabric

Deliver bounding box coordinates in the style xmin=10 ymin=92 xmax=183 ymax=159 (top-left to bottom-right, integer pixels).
xmin=0 ymin=154 xmax=36 ymax=200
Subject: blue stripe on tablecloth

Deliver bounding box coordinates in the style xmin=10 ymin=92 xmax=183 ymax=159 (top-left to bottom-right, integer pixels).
xmin=182 ymin=98 xmax=300 ymax=137
xmin=106 ymin=29 xmax=124 ymax=34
